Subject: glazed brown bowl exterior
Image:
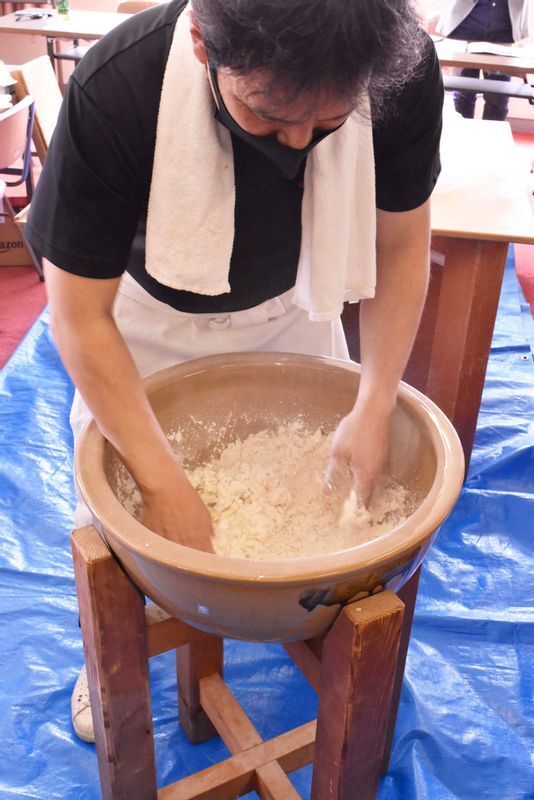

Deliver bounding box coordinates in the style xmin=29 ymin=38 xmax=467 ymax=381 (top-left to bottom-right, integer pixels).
xmin=75 ymin=353 xmax=464 ymax=642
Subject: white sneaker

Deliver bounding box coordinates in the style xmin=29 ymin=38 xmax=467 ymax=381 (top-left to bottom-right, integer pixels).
xmin=71 ymin=665 xmax=95 ymax=743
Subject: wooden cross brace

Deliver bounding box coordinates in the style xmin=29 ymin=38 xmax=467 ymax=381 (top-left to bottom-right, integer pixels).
xmin=72 ymin=525 xmax=420 ymax=800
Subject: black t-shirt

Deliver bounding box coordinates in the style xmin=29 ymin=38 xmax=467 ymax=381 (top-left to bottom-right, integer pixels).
xmin=26 ymin=0 xmax=443 ymax=314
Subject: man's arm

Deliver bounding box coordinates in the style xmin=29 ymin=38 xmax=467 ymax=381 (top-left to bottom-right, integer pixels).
xmin=44 ymin=261 xmax=214 ymax=550
xmin=326 ymin=200 xmax=431 ymax=501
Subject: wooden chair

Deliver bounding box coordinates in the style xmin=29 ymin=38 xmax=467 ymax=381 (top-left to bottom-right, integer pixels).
xmin=11 ymin=55 xmax=63 ymax=164
xmin=0 ymin=95 xmax=43 ymax=279
xmin=8 ymin=57 xmax=64 ymax=279
xmin=0 ymin=94 xmax=34 ymax=199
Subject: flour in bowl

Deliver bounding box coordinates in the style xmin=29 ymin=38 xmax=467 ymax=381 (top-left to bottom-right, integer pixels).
xmin=187 ymin=421 xmax=411 ymax=559
xmin=116 ymin=421 xmax=412 ymax=558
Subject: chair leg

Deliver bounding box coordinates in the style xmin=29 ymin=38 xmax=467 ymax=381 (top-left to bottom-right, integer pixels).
xmin=24 ymin=168 xmax=33 ymax=204
xmin=2 ymin=196 xmax=44 ymax=280
xmin=46 ymin=36 xmax=56 ymax=70
xmin=22 ymin=231 xmax=44 ymax=282
xmin=71 ymin=526 xmax=157 ymax=800
xmin=311 ymin=591 xmax=404 ymax=800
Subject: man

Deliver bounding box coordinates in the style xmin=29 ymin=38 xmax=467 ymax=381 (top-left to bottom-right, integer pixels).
xmin=26 ymin=0 xmax=443 ymax=742
xmin=437 ymin=0 xmax=530 ymax=120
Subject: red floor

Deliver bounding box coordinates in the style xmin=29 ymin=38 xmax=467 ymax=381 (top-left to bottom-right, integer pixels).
xmin=514 ymin=243 xmax=534 ymax=308
xmin=0 ymin=265 xmax=46 ymax=368
xmin=508 ymin=131 xmax=534 ymax=310
xmin=1 ymin=157 xmax=47 ymax=368
xmin=1 ymin=131 xmax=533 ymax=370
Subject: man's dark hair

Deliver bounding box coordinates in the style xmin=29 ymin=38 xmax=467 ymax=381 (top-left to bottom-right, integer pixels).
xmin=191 ymin=0 xmax=427 ymax=118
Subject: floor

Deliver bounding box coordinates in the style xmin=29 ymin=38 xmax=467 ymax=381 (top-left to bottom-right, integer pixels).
xmin=0 ymin=157 xmax=46 ymax=369
xmin=1 ymin=130 xmax=534 ymax=370
xmin=0 ymin=99 xmax=532 ymax=799
xmin=1 ymin=246 xmax=531 ymax=800
xmin=0 ymin=264 xmax=45 ymax=368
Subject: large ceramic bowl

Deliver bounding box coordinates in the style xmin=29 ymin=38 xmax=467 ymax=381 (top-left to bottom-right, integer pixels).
xmin=75 ymin=353 xmax=464 ymax=642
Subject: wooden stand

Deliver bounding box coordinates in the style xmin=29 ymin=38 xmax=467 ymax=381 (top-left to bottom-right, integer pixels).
xmin=72 ymin=526 xmax=420 ymax=800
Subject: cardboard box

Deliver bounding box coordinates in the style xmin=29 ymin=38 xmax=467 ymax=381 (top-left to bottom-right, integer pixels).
xmin=0 ymin=200 xmax=34 ymax=267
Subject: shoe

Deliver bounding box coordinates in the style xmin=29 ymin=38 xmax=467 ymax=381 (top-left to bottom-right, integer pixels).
xmin=71 ymin=664 xmax=95 ymax=743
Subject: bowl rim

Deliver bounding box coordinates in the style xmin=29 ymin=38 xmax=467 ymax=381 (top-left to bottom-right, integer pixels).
xmin=75 ymin=352 xmax=465 ymax=586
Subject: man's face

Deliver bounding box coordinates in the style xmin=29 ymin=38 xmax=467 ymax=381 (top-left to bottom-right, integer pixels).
xmin=213 ymin=67 xmax=356 ymax=150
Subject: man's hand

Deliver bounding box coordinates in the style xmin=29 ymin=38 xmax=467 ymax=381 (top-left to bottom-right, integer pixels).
xmin=138 ymin=460 xmax=214 ymax=552
xmin=326 ymin=201 xmax=432 ymax=504
xmin=43 ymin=261 xmax=214 ymax=552
xmin=324 ymin=405 xmax=392 ymax=505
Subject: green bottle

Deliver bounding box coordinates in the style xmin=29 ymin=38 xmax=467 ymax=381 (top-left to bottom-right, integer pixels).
xmin=57 ymin=0 xmax=69 ymax=19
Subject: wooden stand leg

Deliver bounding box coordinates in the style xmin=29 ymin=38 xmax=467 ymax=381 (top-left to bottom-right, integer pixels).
xmin=311 ymin=591 xmax=404 ymax=800
xmin=177 ymin=635 xmax=224 ymax=744
xmin=382 ymin=567 xmax=421 ymax=773
xmin=71 ymin=526 xmax=157 ymax=800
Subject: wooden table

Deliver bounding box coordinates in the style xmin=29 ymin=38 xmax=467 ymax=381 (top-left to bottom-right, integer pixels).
xmin=435 ymin=37 xmax=534 ymax=78
xmin=0 ymin=8 xmax=130 ymax=84
xmin=0 ymin=8 xmax=130 ymax=41
xmin=343 ymin=116 xmax=534 ymax=472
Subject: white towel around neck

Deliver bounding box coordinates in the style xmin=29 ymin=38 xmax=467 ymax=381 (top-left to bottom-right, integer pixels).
xmin=146 ymin=5 xmax=377 ymax=322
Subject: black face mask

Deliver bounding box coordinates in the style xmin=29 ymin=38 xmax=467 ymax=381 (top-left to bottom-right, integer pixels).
xmin=209 ymin=66 xmax=339 ymax=180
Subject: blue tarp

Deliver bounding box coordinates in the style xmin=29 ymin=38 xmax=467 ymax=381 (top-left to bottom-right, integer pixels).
xmin=0 ymin=250 xmax=532 ymax=800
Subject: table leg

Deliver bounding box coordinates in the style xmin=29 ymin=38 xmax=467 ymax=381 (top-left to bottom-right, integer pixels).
xmin=46 ymin=36 xmax=55 ymax=67
xmin=342 ymin=236 xmax=509 ymax=471
xmin=405 ymin=236 xmax=508 ymax=470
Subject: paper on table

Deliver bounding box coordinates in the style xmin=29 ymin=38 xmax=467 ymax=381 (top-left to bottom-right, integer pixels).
xmin=467 ymin=41 xmax=534 ymax=58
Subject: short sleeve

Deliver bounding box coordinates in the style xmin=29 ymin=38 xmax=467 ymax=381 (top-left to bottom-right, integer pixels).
xmin=373 ymin=37 xmax=444 ymax=212
xmin=26 ymin=76 xmax=144 ymax=277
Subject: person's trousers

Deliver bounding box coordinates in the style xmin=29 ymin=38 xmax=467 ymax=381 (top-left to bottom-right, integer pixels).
xmin=70 ymin=273 xmax=351 ymax=527
xmin=453 ymin=67 xmax=512 ymax=121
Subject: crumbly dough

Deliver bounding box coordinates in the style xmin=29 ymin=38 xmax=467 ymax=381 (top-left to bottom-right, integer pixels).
xmin=187 ymin=422 xmax=410 ymax=559
xmin=116 ymin=422 xmax=411 ymax=559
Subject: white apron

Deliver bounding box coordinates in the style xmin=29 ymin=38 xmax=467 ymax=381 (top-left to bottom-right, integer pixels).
xmin=70 ymin=273 xmax=351 ymax=526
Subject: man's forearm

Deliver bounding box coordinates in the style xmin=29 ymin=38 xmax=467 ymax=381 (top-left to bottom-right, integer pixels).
xmin=52 ymin=311 xmax=179 ymax=492
xmin=44 ymin=263 xmax=213 ymax=549
xmin=358 ymin=250 xmax=429 ymax=409
xmin=357 ymin=203 xmax=431 ymax=414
